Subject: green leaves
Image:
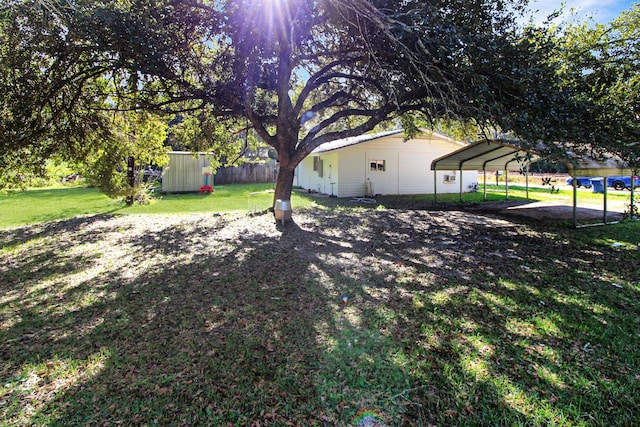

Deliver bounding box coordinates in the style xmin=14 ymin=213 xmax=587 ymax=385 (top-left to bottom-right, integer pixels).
xmin=6 ymin=0 xmax=638 ymax=204
xmin=80 ymin=110 xmax=168 ymax=200
xmin=554 ymin=4 xmax=640 ymax=165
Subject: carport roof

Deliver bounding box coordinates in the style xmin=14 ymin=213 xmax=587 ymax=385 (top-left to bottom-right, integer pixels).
xmin=431 ymin=140 xmax=537 ymax=172
xmin=565 ymin=156 xmax=635 ymax=177
xmin=431 ymin=139 xmax=636 ymax=176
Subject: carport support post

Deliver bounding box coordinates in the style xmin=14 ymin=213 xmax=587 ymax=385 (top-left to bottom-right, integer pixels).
xmin=483 ymin=169 xmax=487 ymax=201
xmin=631 ymin=169 xmax=637 ymax=219
xmin=505 ymin=169 xmax=509 ymax=201
xmin=603 ymin=176 xmax=608 ymax=224
xmin=433 ymin=170 xmax=437 ymax=204
xmin=525 ymin=166 xmax=530 ymax=200
xmin=459 ymin=169 xmax=463 ymax=202
xmin=572 ymin=176 xmax=578 ymax=228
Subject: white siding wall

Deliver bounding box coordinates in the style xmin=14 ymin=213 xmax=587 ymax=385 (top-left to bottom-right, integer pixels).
xmin=320 ymin=152 xmax=339 ymax=196
xmin=366 ymin=150 xmax=399 ymax=195
xmin=431 ymin=170 xmax=480 ymax=194
xmin=461 ymin=170 xmax=478 ymax=191
xmin=397 ymin=139 xmax=479 ymax=195
xmin=297 ymin=134 xmax=480 ymax=197
xmin=337 ymin=150 xmax=366 ymax=197
xmin=336 ymin=136 xmax=469 ymax=197
xmin=335 ymin=139 xmax=399 ymax=197
xmin=295 ymin=152 xmax=339 ymax=195
xmin=162 ymin=152 xmax=212 ymax=193
xmin=295 ymin=156 xmax=315 ymax=190
xmin=399 ymin=151 xmax=429 ymax=194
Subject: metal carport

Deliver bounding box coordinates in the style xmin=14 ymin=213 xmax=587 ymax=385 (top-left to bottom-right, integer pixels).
xmin=431 ymin=139 xmax=638 ymax=227
xmin=564 ymin=156 xmax=637 ymax=226
xmin=431 ymin=140 xmax=539 ymax=202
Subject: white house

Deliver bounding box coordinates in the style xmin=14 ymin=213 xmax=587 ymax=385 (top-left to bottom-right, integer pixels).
xmin=295 ymin=130 xmax=478 ymax=197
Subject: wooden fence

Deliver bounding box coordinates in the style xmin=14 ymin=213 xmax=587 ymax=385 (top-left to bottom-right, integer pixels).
xmin=214 ymin=163 xmax=277 ymax=185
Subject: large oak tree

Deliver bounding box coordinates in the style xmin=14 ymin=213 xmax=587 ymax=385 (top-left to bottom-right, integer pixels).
xmin=2 ymin=0 xmax=583 ymax=208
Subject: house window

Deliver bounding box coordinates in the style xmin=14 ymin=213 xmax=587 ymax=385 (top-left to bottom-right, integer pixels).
xmin=313 ymin=156 xmax=323 ymax=177
xmin=370 ymin=160 xmax=386 ymax=172
xmin=443 ymin=173 xmax=457 ymax=183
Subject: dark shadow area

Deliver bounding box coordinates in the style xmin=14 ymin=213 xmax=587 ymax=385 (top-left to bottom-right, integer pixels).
xmin=1 ymin=208 xmax=639 ymax=425
xmin=299 ymin=186 xmax=632 ymax=226
xmin=304 ymin=191 xmax=631 ymax=229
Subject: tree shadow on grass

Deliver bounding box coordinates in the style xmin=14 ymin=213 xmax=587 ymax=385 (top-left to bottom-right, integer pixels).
xmin=0 ymin=209 xmax=639 ymax=425
xmin=329 ymin=208 xmax=640 ymax=424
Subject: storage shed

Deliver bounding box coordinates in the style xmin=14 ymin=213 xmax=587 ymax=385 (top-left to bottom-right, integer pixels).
xmin=162 ymin=152 xmax=213 ymax=193
xmin=295 ymin=130 xmax=479 ymax=197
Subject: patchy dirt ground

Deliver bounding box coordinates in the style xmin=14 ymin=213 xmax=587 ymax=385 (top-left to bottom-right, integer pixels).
xmin=1 ymin=207 xmax=639 ymax=426
xmin=0 ymin=207 xmax=527 ymax=286
xmin=466 ymin=200 xmax=627 ymax=222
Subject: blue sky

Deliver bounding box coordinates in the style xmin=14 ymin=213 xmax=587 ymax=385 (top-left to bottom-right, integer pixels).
xmin=527 ymin=0 xmax=637 ymax=24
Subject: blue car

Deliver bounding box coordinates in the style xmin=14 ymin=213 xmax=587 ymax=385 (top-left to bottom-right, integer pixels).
xmin=607 ymin=176 xmax=640 ymax=191
xmin=567 ymin=176 xmax=640 ymax=190
xmin=565 ymin=177 xmax=592 ymax=188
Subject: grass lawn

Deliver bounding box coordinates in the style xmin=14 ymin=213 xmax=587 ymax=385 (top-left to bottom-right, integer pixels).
xmin=1 ymin=181 xmax=637 ymax=229
xmin=0 ymin=187 xmax=121 ymax=229
xmin=407 ymin=182 xmax=636 ymax=205
xmin=0 ymin=184 xmax=318 ymax=229
xmin=1 ymin=184 xmax=639 ymax=425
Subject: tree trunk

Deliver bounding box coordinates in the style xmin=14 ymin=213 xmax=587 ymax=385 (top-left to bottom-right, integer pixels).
xmin=273 ymin=160 xmax=295 ymax=208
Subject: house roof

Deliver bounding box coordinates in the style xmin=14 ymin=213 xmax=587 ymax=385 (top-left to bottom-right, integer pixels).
xmin=311 ymin=129 xmax=462 ymax=154
xmin=431 ymin=140 xmax=538 ymax=172
xmin=311 ymin=130 xmax=402 ymax=153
